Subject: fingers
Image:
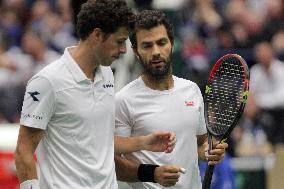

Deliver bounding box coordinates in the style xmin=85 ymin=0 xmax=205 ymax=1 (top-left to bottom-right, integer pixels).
xmin=154 ymin=131 xmax=176 ymax=153
xmin=144 ymin=131 xmax=176 ymax=153
xmin=165 ymin=134 xmax=176 ymax=153
xmin=154 ymin=165 xmax=184 ymax=187
xmin=166 ymin=132 xmax=176 ymax=153
xmin=206 ymin=142 xmax=228 ymax=165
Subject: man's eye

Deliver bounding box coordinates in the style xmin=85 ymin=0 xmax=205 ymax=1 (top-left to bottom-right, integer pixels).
xmin=142 ymin=44 xmax=152 ymax=49
xmin=117 ymin=40 xmax=125 ymax=45
xmin=158 ymin=41 xmax=168 ymax=46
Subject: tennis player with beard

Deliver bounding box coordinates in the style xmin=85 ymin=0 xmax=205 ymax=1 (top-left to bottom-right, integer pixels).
xmin=115 ymin=10 xmax=228 ymax=188
xmin=15 ymin=2 xmax=176 ymax=189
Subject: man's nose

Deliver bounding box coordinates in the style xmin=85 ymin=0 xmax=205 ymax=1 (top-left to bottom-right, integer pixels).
xmin=119 ymin=44 xmax=127 ymax=54
xmin=152 ymin=44 xmax=161 ymax=57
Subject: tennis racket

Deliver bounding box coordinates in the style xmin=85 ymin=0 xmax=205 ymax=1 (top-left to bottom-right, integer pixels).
xmin=202 ymin=54 xmax=250 ymax=189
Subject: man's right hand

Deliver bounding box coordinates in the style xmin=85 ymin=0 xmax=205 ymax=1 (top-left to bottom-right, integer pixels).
xmin=154 ymin=165 xmax=183 ymax=187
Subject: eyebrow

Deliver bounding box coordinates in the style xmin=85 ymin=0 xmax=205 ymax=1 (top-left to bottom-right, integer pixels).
xmin=117 ymin=37 xmax=127 ymax=41
xmin=141 ymin=37 xmax=169 ymax=45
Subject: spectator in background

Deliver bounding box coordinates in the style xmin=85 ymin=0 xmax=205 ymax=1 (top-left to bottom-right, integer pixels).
xmin=245 ymin=41 xmax=284 ymax=145
xmin=0 ymin=7 xmax=23 ymax=46
xmin=21 ymin=28 xmax=60 ymax=75
xmin=71 ymin=0 xmax=87 ymax=35
xmin=28 ymin=0 xmax=52 ymax=35
xmin=272 ymin=29 xmax=284 ymax=61
xmin=181 ymin=32 xmax=209 ymax=91
xmin=42 ymin=12 xmax=77 ymax=53
xmin=260 ymin=0 xmax=284 ymax=41
xmin=0 ymin=31 xmax=32 ymax=122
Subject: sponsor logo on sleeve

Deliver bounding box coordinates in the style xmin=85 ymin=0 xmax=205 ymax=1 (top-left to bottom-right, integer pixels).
xmin=28 ymin=91 xmax=40 ymax=102
xmin=21 ymin=113 xmax=43 ymax=120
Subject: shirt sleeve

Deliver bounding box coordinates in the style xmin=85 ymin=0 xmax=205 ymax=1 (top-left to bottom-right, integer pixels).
xmin=20 ymin=76 xmax=56 ymax=130
xmin=115 ymin=93 xmax=133 ymax=137
xmin=196 ymin=85 xmax=207 ymax=135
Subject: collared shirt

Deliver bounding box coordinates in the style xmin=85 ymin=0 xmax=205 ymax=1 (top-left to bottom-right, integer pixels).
xmin=250 ymin=59 xmax=284 ymax=109
xmin=20 ymin=47 xmax=118 ymax=189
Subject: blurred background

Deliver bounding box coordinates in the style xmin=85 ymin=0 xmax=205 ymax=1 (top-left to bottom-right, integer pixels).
xmin=0 ymin=0 xmax=284 ymax=189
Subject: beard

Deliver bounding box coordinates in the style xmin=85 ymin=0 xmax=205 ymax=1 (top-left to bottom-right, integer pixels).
xmin=137 ymin=52 xmax=172 ymax=80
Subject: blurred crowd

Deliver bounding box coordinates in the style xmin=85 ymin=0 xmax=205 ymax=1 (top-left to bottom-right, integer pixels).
xmin=0 ymin=0 xmax=284 ymax=160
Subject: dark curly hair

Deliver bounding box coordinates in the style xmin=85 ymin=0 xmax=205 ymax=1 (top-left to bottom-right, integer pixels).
xmin=76 ymin=0 xmax=135 ymax=40
xmin=129 ymin=10 xmax=174 ymax=48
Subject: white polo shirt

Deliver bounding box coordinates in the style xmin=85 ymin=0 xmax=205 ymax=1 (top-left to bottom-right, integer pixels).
xmin=115 ymin=76 xmax=207 ymax=189
xmin=20 ymin=47 xmax=118 ymax=189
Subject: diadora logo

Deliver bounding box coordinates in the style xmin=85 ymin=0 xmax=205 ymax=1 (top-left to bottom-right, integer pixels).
xmin=185 ymin=101 xmax=195 ymax=107
xmin=103 ymin=82 xmax=114 ymax=88
xmin=28 ymin=91 xmax=40 ymax=102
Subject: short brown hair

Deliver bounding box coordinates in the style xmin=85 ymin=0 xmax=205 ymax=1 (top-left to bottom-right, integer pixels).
xmin=129 ymin=10 xmax=174 ymax=48
xmin=76 ymin=0 xmax=135 ymax=40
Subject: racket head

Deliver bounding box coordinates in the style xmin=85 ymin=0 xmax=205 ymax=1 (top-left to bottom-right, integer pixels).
xmin=204 ymin=54 xmax=250 ymax=138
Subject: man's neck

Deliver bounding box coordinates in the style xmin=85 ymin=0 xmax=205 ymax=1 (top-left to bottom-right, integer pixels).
xmin=141 ymin=74 xmax=174 ymax=91
xmin=69 ymin=42 xmax=98 ymax=80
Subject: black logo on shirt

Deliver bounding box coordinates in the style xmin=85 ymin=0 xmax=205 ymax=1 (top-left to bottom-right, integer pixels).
xmin=103 ymin=83 xmax=114 ymax=88
xmin=28 ymin=91 xmax=40 ymax=101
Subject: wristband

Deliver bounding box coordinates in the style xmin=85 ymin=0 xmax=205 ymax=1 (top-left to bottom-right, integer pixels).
xmin=20 ymin=179 xmax=40 ymax=189
xmin=137 ymin=164 xmax=159 ymax=183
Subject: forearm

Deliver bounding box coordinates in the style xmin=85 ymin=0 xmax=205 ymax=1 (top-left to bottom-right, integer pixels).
xmin=114 ymin=136 xmax=146 ymax=154
xmin=198 ymin=142 xmax=207 ymax=161
xmin=15 ymin=126 xmax=43 ymax=184
xmin=197 ymin=133 xmax=208 ymax=161
xmin=15 ymin=152 xmax=38 ymax=183
xmin=115 ymin=155 xmax=139 ymax=182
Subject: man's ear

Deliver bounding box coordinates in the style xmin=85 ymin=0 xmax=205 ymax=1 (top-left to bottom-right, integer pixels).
xmin=171 ymin=44 xmax=174 ymax=54
xmin=90 ymin=28 xmax=104 ymax=42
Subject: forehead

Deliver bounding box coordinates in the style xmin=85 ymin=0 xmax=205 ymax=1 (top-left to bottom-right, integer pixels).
xmin=136 ymin=25 xmax=169 ymax=43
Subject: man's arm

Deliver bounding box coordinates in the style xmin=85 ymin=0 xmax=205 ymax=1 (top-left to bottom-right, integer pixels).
xmin=115 ymin=155 xmax=140 ymax=182
xmin=197 ymin=133 xmax=208 ymax=161
xmin=115 ymin=155 xmax=182 ymax=187
xmin=197 ymin=133 xmax=228 ymax=165
xmin=15 ymin=125 xmax=43 ymax=184
xmin=114 ymin=131 xmax=176 ymax=154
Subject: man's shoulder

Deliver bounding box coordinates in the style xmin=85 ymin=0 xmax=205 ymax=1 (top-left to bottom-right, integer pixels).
xmin=30 ymin=57 xmax=69 ymax=90
xmin=116 ymin=78 xmax=140 ymax=98
xmin=173 ymin=75 xmax=198 ymax=89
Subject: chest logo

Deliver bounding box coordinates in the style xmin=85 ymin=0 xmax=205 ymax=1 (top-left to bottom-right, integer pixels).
xmin=103 ymin=82 xmax=114 ymax=88
xmin=185 ymin=101 xmax=195 ymax=107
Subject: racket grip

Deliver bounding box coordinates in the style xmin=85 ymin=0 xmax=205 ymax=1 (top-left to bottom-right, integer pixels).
xmin=202 ymin=165 xmax=215 ymax=189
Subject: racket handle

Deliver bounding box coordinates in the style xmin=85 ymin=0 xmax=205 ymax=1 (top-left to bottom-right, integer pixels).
xmin=202 ymin=165 xmax=215 ymax=189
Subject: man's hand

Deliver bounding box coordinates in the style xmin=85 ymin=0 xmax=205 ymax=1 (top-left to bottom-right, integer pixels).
xmin=205 ymin=142 xmax=228 ymax=165
xmin=154 ymin=165 xmax=183 ymax=187
xmin=143 ymin=132 xmax=176 ymax=153
xmin=114 ymin=132 xmax=176 ymax=154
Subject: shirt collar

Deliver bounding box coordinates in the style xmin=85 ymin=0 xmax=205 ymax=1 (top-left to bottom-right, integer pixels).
xmin=63 ymin=47 xmax=104 ymax=83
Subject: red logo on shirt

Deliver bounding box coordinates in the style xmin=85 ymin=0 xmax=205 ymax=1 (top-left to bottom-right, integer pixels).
xmin=185 ymin=101 xmax=195 ymax=106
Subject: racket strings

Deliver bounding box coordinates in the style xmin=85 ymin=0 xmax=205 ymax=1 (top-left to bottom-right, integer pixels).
xmin=206 ymin=58 xmax=245 ymax=135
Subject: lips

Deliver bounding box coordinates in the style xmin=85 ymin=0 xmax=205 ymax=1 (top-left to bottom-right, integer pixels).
xmin=150 ymin=60 xmax=165 ymax=65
